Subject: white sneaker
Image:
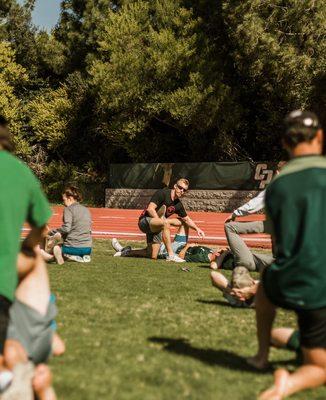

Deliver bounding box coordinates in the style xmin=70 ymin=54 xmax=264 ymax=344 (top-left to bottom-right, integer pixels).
xmin=113 ymin=251 xmax=122 ymax=257
xmin=112 ymin=238 xmax=123 ymax=252
xmin=166 ymin=254 xmax=186 ymax=263
xmin=65 ymin=255 xmax=85 ymax=263
xmin=83 ymin=255 xmax=91 ymax=263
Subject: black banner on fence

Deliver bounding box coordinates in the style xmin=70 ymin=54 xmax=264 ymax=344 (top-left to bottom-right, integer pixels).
xmin=109 ymin=162 xmax=282 ymax=190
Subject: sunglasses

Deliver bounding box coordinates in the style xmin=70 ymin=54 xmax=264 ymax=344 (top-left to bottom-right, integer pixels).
xmin=176 ymin=184 xmax=188 ymax=192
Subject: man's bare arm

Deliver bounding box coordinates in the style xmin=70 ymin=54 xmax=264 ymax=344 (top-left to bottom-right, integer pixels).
xmin=182 ymin=216 xmax=205 ymax=238
xmin=146 ymin=202 xmax=160 ymax=219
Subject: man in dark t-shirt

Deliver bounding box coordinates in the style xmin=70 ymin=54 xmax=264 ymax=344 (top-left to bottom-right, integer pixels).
xmin=248 ymin=111 xmax=326 ymax=399
xmin=128 ymin=178 xmax=205 ymax=262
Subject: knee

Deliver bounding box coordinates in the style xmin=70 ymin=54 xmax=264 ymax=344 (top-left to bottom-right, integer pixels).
xmin=224 ymin=221 xmax=237 ymax=234
xmin=4 ymin=341 xmax=27 ymax=368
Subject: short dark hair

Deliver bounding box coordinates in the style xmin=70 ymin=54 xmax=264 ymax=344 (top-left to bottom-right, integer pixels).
xmin=283 ymin=110 xmax=321 ymax=148
xmin=0 ymin=115 xmax=14 ymax=152
xmin=62 ymin=186 xmax=82 ymax=202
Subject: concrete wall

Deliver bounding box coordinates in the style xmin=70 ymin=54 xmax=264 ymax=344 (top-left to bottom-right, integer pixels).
xmin=105 ymin=188 xmax=261 ymax=212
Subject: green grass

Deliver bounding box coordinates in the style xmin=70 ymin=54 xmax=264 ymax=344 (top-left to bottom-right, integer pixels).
xmin=49 ymin=240 xmax=326 ymax=400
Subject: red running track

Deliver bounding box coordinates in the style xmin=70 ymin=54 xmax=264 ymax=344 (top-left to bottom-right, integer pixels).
xmin=23 ymin=206 xmax=271 ymax=249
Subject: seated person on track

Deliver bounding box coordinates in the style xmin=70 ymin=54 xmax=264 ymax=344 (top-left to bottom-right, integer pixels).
xmin=47 ymin=186 xmax=92 ymax=265
xmin=114 ymin=179 xmax=205 ymax=263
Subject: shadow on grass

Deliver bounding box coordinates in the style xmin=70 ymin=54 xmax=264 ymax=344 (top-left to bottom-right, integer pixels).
xmin=148 ymin=337 xmax=299 ymax=372
xmin=196 ymin=298 xmax=253 ymax=310
xmin=148 ymin=337 xmax=268 ymax=373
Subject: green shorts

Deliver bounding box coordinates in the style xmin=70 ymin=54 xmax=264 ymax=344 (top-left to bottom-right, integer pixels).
xmin=185 ymin=246 xmax=213 ymax=263
xmin=7 ymin=300 xmax=57 ymax=364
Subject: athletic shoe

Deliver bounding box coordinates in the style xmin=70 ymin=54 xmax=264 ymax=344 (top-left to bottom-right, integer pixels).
xmin=121 ymin=246 xmax=131 ymax=256
xmin=112 ymin=238 xmax=123 ymax=252
xmin=65 ymin=255 xmax=85 ymax=263
xmin=113 ymin=251 xmax=122 ymax=257
xmin=166 ymin=254 xmax=186 ymax=263
xmin=83 ymin=255 xmax=91 ymax=263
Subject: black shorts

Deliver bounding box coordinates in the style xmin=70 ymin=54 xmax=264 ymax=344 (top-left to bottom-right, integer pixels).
xmin=296 ymin=307 xmax=326 ymax=349
xmin=0 ymin=295 xmax=12 ymax=354
xmin=138 ymin=217 xmax=163 ymax=244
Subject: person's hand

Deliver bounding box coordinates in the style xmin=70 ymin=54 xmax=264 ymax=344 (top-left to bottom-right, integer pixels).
xmin=224 ymin=214 xmax=235 ymax=223
xmin=196 ymin=228 xmax=205 ymax=238
xmin=230 ymin=286 xmax=256 ymax=301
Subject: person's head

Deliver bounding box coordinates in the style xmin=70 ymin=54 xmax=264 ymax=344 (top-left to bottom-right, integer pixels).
xmin=0 ymin=115 xmax=13 ymax=152
xmin=283 ymin=110 xmax=323 ymax=157
xmin=173 ymin=178 xmax=189 ymax=198
xmin=62 ymin=186 xmax=82 ymax=207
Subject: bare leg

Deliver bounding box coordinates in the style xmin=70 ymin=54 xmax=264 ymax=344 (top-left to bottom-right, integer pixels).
xmin=259 ymin=347 xmax=326 ymax=399
xmin=125 ymin=248 xmax=150 ymax=258
xmin=210 ymin=271 xmax=231 ymax=293
xmin=52 ymin=333 xmax=65 ymax=357
xmin=247 ymin=283 xmax=276 ymax=370
xmin=33 ymin=364 xmax=56 ymax=400
xmin=271 ymin=328 xmax=295 ymax=349
xmin=39 ymin=249 xmax=54 ymax=262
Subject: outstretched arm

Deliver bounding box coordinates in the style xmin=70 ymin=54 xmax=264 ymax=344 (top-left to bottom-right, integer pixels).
xmin=182 ymin=216 xmax=205 ymax=238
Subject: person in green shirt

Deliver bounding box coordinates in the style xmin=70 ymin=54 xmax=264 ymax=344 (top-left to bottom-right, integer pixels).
xmin=246 ymin=110 xmax=326 ymax=400
xmin=0 ymin=116 xmax=52 ymax=357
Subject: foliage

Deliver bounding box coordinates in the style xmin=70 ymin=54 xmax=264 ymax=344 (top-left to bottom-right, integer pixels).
xmin=0 ymin=0 xmax=325 ymax=185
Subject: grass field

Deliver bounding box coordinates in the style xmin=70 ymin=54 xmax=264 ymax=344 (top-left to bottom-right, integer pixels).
xmin=49 ymin=240 xmax=326 ymax=400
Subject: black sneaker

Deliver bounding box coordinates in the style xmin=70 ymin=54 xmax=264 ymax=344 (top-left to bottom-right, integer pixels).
xmin=121 ymin=246 xmax=132 ymax=256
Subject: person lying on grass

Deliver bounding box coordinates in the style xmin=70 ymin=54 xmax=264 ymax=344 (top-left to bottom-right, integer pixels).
xmin=112 ymin=221 xmax=220 ymax=264
xmin=0 ymin=250 xmax=65 ymax=400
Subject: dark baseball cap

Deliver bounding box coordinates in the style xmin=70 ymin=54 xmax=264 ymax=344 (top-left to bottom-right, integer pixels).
xmin=285 ymin=110 xmax=321 ymax=131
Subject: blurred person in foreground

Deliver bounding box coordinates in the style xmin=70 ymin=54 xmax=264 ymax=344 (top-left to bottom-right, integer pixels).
xmin=246 ymin=110 xmax=326 ymax=400
xmin=0 ymin=116 xmax=56 ymax=398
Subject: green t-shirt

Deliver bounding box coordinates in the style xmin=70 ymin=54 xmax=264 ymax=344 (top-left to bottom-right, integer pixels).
xmin=184 ymin=246 xmax=213 ymax=263
xmin=0 ymin=151 xmax=51 ymax=301
xmin=263 ymin=155 xmax=326 ymax=310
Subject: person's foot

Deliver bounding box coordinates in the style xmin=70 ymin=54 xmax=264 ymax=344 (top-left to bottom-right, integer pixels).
xmin=53 ymin=246 xmax=64 ymax=265
xmin=112 ymin=238 xmax=123 ymax=252
xmin=113 ymin=251 xmax=122 ymax=257
xmin=166 ymin=254 xmax=186 ymax=263
xmin=83 ymin=255 xmax=91 ymax=263
xmin=246 ymin=355 xmax=270 ymax=371
xmin=259 ymin=369 xmax=289 ymax=400
xmin=1 ymin=362 xmax=34 ymax=400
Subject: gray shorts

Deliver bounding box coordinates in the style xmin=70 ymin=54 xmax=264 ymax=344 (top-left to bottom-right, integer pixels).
xmin=138 ymin=217 xmax=163 ymax=244
xmin=7 ymin=300 xmax=57 ymax=364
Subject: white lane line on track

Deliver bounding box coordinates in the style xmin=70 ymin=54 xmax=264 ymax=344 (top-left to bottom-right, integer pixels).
xmin=22 ymin=228 xmax=270 ymax=243
xmin=99 ymin=216 xmax=125 ymax=219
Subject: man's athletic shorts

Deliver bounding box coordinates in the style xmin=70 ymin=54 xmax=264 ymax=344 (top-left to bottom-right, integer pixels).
xmin=296 ymin=308 xmax=326 ymax=349
xmin=7 ymin=299 xmax=57 ymax=364
xmin=138 ymin=217 xmax=163 ymax=244
xmin=0 ymin=295 xmax=11 ymax=354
